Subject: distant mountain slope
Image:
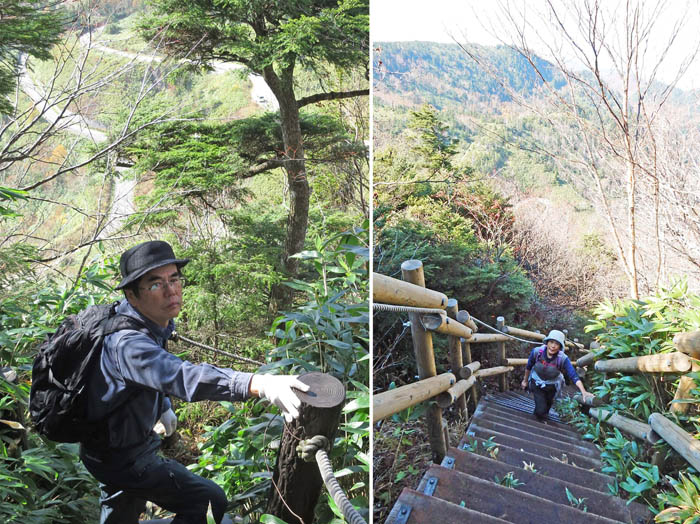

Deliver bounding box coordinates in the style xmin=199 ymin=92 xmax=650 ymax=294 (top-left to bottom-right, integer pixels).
xmin=374 ymin=41 xmax=565 ymax=108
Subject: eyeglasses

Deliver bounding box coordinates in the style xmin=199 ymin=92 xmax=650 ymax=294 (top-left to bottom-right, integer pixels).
xmin=140 ymin=276 xmax=186 ymax=293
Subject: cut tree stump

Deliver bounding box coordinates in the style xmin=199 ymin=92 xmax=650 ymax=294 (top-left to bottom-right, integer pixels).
xmin=266 ymin=372 xmax=346 ymax=524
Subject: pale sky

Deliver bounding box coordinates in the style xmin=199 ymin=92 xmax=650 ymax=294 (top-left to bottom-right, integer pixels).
xmin=371 ymin=0 xmax=700 ymax=90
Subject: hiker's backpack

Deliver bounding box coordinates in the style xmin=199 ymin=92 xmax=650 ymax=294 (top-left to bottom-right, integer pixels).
xmin=29 ymin=302 xmax=146 ymax=443
xmin=536 ymin=346 xmax=565 ymax=369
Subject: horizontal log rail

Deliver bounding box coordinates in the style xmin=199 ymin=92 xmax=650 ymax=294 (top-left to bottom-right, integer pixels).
xmin=504 ymin=325 xmax=583 ymax=350
xmin=468 ymin=333 xmax=511 ymax=343
xmin=437 ymin=376 xmax=477 ymax=408
xmin=573 ymin=393 xmax=606 ymax=407
xmin=457 ymin=361 xmax=481 ymax=379
xmin=588 ymin=408 xmax=659 ymax=444
xmin=674 ymin=330 xmax=700 ymax=359
xmin=649 ymin=413 xmax=700 ymax=472
xmin=594 ymin=352 xmax=692 ymax=374
xmin=574 ymin=351 xmax=597 ymax=368
xmin=456 ymin=310 xmax=478 ymax=333
xmin=372 ymin=373 xmax=456 ymax=423
xmin=420 ymin=313 xmax=473 ymax=339
xmin=505 ymin=358 xmax=528 ymax=366
xmin=475 ymin=366 xmax=513 ymax=378
xmin=373 ymin=272 xmax=447 ymax=309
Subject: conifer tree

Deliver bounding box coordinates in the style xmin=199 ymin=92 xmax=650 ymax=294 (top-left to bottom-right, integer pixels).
xmin=139 ymin=0 xmax=369 ymax=308
xmin=0 ymin=0 xmax=66 ymax=115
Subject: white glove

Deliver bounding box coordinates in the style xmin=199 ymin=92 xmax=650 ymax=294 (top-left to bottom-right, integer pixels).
xmin=250 ymin=374 xmax=311 ymax=422
xmin=154 ymin=408 xmax=177 ymax=437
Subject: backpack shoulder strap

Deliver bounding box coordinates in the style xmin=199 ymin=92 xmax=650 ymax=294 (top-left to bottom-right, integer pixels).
xmin=557 ymin=352 xmax=569 ymax=369
xmin=101 ymin=303 xmax=155 ymax=341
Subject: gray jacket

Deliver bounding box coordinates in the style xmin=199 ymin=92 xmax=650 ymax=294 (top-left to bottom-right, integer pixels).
xmin=81 ymin=299 xmax=252 ymax=460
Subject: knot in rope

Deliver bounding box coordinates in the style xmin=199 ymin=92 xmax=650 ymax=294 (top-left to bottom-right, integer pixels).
xmin=296 ymin=435 xmax=330 ymax=462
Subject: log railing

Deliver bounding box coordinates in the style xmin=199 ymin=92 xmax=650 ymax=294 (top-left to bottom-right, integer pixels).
xmin=573 ymin=329 xmax=700 ymax=477
xmin=373 ymin=259 xmax=582 ymax=462
xmin=375 ymin=259 xmax=700 ymax=478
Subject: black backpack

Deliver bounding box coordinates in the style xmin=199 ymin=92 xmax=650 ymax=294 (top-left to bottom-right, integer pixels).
xmin=29 ymin=302 xmax=147 ymax=443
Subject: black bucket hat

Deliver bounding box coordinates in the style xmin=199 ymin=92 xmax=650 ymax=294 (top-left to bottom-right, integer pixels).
xmin=116 ymin=240 xmax=189 ymax=290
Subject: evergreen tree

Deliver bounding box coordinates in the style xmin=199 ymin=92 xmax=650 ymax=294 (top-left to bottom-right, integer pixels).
xmin=0 ymin=0 xmax=66 ymax=115
xmin=139 ymin=0 xmax=369 ymax=309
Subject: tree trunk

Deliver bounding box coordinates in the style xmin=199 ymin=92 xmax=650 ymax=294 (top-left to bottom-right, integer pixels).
xmin=266 ymin=372 xmax=345 ymax=524
xmin=264 ymin=64 xmax=310 ymax=315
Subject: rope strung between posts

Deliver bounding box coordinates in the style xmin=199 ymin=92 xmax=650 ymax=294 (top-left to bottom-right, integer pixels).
xmin=470 ymin=316 xmax=541 ymax=346
xmin=171 ymin=332 xmax=264 ymax=366
xmin=297 ymin=436 xmax=367 ymax=524
xmin=373 ymin=302 xmax=446 ymax=316
xmin=374 ymin=301 xmax=545 ymax=346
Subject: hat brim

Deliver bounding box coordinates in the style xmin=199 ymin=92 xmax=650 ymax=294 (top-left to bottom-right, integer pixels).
xmin=115 ymin=258 xmax=190 ymax=290
xmin=543 ymin=337 xmax=564 ymax=348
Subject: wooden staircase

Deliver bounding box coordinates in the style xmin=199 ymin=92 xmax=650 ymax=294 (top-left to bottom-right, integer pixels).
xmin=384 ymin=391 xmax=653 ymax=524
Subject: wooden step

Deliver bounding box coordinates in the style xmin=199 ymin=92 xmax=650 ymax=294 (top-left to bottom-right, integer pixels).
xmin=458 ymin=435 xmax=615 ymax=493
xmin=480 ymin=398 xmax=578 ymax=434
xmin=443 ymin=447 xmax=652 ymax=524
xmin=385 ymin=488 xmax=510 ymax=524
xmin=484 ymin=392 xmax=564 ymax=422
xmin=466 ymin=422 xmax=603 ymax=469
xmin=416 ymin=465 xmax=625 ymax=523
xmin=474 ymin=404 xmax=598 ymax=450
xmin=469 ymin=414 xmax=600 ymax=459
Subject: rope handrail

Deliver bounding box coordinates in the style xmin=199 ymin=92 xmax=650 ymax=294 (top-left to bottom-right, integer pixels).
xmin=297 ymin=436 xmax=367 ymax=524
xmin=470 ymin=316 xmax=541 ymax=346
xmin=373 ymin=302 xmax=447 ymax=316
xmin=373 ymin=301 xmax=540 ymax=346
xmin=171 ymin=332 xmax=264 ymax=366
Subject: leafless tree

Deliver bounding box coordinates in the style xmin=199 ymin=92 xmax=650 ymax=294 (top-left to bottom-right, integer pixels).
xmin=1 ymin=10 xmax=199 ymax=275
xmin=457 ymin=0 xmax=700 ymax=297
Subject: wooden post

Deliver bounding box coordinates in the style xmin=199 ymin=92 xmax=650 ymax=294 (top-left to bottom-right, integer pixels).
xmin=419 ymin=313 xmax=472 ymax=339
xmin=446 ymin=299 xmax=468 ymax=420
xmin=589 ymin=408 xmax=659 ymax=444
xmin=671 ymin=362 xmax=700 ymax=415
xmin=457 ymin=361 xmax=481 ymax=379
xmin=372 ymin=373 xmax=457 ymax=423
xmin=651 ymin=450 xmax=666 ymax=474
xmin=0 ymin=366 xmax=28 ymax=454
xmin=594 ymin=352 xmax=692 ymax=374
xmin=648 ymin=413 xmax=700 ymax=472
xmin=267 ymin=373 xmax=345 ymax=524
xmin=674 ymin=330 xmax=700 ymax=358
xmin=461 ymin=339 xmax=478 ymax=409
xmin=401 ymin=260 xmax=446 ymax=462
xmin=496 ymin=317 xmax=506 ymax=392
xmin=456 ymin=310 xmax=478 ymax=333
xmin=442 ymin=419 xmax=450 ymax=450
xmin=576 ymin=351 xmax=597 ymax=368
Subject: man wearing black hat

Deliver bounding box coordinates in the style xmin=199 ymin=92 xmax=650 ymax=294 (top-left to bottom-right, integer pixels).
xmin=80 ymin=240 xmax=309 ymax=524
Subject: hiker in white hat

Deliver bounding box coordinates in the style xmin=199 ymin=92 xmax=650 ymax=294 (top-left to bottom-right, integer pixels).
xmin=520 ymin=330 xmax=594 ymax=420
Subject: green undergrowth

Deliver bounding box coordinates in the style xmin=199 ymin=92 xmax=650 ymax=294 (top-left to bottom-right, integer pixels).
xmin=0 ymin=222 xmax=369 ymax=523
xmin=556 ymin=280 xmax=700 ymax=522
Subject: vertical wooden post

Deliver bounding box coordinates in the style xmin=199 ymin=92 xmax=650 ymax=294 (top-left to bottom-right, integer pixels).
xmin=496 ymin=316 xmax=506 ymax=392
xmin=267 ymin=373 xmax=346 ymax=524
xmin=446 ymin=299 xmax=468 ymax=420
xmin=671 ymin=362 xmax=700 ymax=415
xmin=401 ymin=259 xmax=446 ymax=463
xmin=461 ymin=339 xmax=478 ymax=409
